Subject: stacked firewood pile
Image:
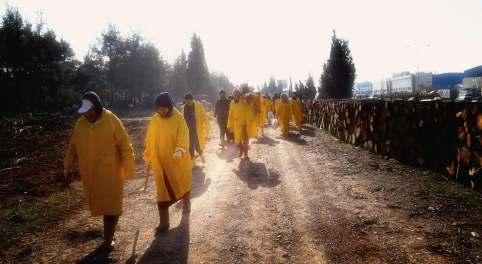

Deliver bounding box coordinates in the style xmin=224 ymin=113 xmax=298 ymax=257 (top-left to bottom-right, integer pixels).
xmin=305 ymin=100 xmax=482 ymax=191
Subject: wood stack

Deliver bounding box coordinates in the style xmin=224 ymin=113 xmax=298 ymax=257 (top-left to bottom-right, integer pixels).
xmin=304 ymin=100 xmax=482 ymax=192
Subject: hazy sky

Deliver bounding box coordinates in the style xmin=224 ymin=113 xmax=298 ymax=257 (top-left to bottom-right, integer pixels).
xmin=1 ymin=0 xmax=481 ymax=86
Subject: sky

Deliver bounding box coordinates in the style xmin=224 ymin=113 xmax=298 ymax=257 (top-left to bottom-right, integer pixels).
xmin=1 ymin=0 xmax=481 ymax=86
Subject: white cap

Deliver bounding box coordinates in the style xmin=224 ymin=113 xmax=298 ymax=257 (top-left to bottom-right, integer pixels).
xmin=78 ymin=99 xmax=93 ymax=114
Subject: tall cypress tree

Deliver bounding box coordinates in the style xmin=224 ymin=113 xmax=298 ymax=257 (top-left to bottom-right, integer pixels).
xmin=170 ymin=51 xmax=188 ymax=102
xmin=305 ymin=75 xmax=317 ymax=100
xmin=186 ymin=34 xmax=213 ymax=100
xmin=319 ymin=31 xmax=356 ymax=99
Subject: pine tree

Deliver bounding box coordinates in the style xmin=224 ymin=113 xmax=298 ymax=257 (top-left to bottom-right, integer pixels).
xmin=186 ymin=34 xmax=213 ymax=100
xmin=268 ymin=77 xmax=277 ymax=94
xmin=319 ymin=31 xmax=356 ymax=99
xmin=170 ymin=51 xmax=188 ymax=102
xmin=305 ymin=75 xmax=317 ymax=100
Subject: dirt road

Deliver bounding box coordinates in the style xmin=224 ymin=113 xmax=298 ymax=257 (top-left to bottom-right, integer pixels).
xmin=4 ymin=116 xmax=482 ymax=264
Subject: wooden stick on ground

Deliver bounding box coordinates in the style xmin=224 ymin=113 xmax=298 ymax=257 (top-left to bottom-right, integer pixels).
xmin=142 ymin=165 xmax=150 ymax=192
xmin=131 ymin=229 xmax=140 ymax=257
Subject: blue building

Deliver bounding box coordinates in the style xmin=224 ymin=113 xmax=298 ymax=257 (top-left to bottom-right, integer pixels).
xmin=464 ymin=65 xmax=482 ymax=78
xmin=432 ymin=73 xmax=463 ymax=90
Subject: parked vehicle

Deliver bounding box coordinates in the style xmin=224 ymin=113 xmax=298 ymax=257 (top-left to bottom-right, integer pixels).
xmin=419 ymin=90 xmax=442 ymax=101
xmin=455 ymin=88 xmax=481 ymax=102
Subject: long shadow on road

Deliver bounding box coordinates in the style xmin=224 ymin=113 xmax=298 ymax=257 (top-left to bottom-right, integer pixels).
xmin=190 ymin=167 xmax=211 ymax=199
xmin=136 ymin=212 xmax=190 ymax=264
xmin=253 ymin=136 xmax=280 ymax=146
xmin=215 ymin=144 xmax=239 ymax=163
xmin=233 ymin=160 xmax=281 ymax=189
xmin=280 ymin=133 xmax=307 ymax=145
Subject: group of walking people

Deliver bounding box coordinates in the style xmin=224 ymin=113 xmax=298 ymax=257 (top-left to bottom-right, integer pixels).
xmin=63 ymin=88 xmax=303 ymax=251
xmin=215 ymin=86 xmax=304 ymax=159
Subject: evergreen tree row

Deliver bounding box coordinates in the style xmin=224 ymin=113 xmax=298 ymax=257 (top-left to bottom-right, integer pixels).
xmin=0 ymin=7 xmax=234 ymax=115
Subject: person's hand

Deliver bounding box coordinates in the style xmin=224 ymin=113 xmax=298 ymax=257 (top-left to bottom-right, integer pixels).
xmin=173 ymin=149 xmax=183 ymax=160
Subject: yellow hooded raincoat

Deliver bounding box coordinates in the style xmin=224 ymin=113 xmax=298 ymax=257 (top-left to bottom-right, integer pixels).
xmin=194 ymin=100 xmax=209 ymax=151
xmin=274 ymin=99 xmax=281 ymax=118
xmin=246 ymin=94 xmax=260 ymax=137
xmin=290 ymin=98 xmax=303 ymax=129
xmin=257 ymin=96 xmax=268 ymax=127
xmin=64 ymin=109 xmax=136 ymax=216
xmin=277 ymin=100 xmax=292 ymax=134
xmin=227 ymin=98 xmax=253 ymax=144
xmin=144 ymin=109 xmax=192 ymax=202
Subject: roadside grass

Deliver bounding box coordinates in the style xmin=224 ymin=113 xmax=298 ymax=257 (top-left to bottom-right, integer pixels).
xmin=420 ymin=169 xmax=482 ymax=211
xmin=0 ymin=187 xmax=83 ymax=253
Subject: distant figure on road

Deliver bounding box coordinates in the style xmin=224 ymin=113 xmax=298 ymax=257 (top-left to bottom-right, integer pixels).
xmin=273 ymin=93 xmax=281 ymax=119
xmin=228 ymin=89 xmax=253 ymax=159
xmin=214 ymin=90 xmax=231 ymax=148
xmin=183 ymin=93 xmax=209 ymax=165
xmin=64 ymin=91 xmax=136 ymax=250
xmin=144 ymin=92 xmax=192 ymax=233
xmin=290 ymin=93 xmax=303 ymax=132
xmin=277 ymin=93 xmax=292 ymax=135
xmin=256 ymin=92 xmax=268 ymax=137
xmin=246 ymin=91 xmax=261 ymax=139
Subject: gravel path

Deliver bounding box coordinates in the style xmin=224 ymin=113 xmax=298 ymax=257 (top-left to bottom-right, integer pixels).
xmin=5 ymin=117 xmax=482 ymax=264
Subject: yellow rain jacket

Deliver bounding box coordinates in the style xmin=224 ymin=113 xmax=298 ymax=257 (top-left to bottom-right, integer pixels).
xmin=258 ymin=97 xmax=268 ymax=127
xmin=277 ymin=100 xmax=292 ymax=134
xmin=290 ymin=98 xmax=303 ymax=129
xmin=274 ymin=99 xmax=281 ymax=118
xmin=144 ymin=109 xmax=192 ymax=202
xmin=227 ymin=98 xmax=252 ymax=144
xmin=194 ymin=100 xmax=209 ymax=151
xmin=64 ymin=109 xmax=135 ymax=216
xmin=246 ymin=94 xmax=260 ymax=137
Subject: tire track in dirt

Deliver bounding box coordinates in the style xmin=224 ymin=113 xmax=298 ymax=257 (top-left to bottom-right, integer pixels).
xmin=272 ymin=130 xmax=389 ymax=263
xmin=277 ymin=128 xmax=450 ymax=264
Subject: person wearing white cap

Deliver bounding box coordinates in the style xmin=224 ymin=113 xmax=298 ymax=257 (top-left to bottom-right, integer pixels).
xmin=64 ymin=91 xmax=136 ymax=251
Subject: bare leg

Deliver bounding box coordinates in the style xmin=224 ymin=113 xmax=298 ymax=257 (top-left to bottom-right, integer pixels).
xmin=238 ymin=143 xmax=243 ymax=157
xmin=243 ymin=139 xmax=249 ymax=159
xmin=183 ymin=191 xmax=191 ymax=213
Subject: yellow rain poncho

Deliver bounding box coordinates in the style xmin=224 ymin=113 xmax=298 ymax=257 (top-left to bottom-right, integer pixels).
xmin=277 ymin=100 xmax=292 ymax=134
xmin=194 ymin=100 xmax=209 ymax=151
xmin=144 ymin=109 xmax=192 ymax=202
xmin=274 ymin=99 xmax=281 ymax=118
xmin=246 ymin=94 xmax=260 ymax=137
xmin=257 ymin=97 xmax=268 ymax=127
xmin=290 ymin=98 xmax=303 ymax=129
xmin=64 ymin=109 xmax=135 ymax=216
xmin=227 ymin=98 xmax=252 ymax=144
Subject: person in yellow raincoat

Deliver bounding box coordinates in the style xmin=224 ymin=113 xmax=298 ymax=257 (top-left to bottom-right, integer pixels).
xmin=144 ymin=92 xmax=192 ymax=233
xmin=290 ymin=94 xmax=303 ymax=131
xmin=273 ymin=93 xmax=281 ymax=119
xmin=264 ymin=95 xmax=273 ymax=123
xmin=256 ymin=93 xmax=268 ymax=137
xmin=277 ymin=93 xmax=292 ymax=135
xmin=183 ymin=93 xmax=209 ymax=164
xmin=244 ymin=90 xmax=260 ymax=139
xmin=64 ymin=91 xmax=135 ymax=250
xmin=227 ymin=89 xmax=253 ymax=159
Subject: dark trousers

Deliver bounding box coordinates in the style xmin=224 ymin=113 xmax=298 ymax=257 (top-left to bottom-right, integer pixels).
xmin=217 ymin=117 xmax=228 ymax=140
xmin=188 ymin=127 xmax=202 ymax=158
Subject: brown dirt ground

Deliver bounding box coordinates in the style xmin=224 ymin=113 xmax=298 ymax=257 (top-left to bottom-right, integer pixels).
xmin=1 ymin=116 xmax=482 ymax=264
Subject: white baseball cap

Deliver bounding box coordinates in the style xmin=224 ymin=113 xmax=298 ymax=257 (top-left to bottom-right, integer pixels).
xmin=78 ymin=99 xmax=93 ymax=114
